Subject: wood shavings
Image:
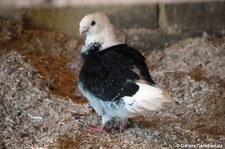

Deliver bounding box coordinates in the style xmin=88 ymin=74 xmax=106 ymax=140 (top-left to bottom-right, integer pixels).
xmin=0 ymin=51 xmax=92 ymax=149
xmin=27 ymin=114 xmax=43 ymax=122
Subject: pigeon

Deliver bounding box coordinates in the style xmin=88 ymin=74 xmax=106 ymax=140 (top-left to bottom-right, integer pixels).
xmin=78 ymin=12 xmax=172 ymax=133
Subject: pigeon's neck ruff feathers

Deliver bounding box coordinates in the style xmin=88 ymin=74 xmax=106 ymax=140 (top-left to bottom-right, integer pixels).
xmin=82 ymin=24 xmax=121 ymax=53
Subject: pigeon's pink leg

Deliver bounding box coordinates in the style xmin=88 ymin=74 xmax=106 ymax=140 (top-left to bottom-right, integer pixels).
xmin=86 ymin=124 xmax=106 ymax=133
xmin=116 ymin=118 xmax=127 ymax=132
xmin=119 ymin=124 xmax=126 ymax=133
xmin=86 ymin=115 xmax=111 ymax=133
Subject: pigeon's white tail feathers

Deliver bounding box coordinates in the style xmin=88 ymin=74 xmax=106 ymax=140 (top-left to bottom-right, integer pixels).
xmin=123 ymin=83 xmax=172 ymax=115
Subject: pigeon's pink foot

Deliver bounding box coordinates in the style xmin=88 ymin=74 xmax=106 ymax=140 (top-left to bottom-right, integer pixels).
xmin=119 ymin=124 xmax=126 ymax=133
xmin=86 ymin=124 xmax=107 ymax=133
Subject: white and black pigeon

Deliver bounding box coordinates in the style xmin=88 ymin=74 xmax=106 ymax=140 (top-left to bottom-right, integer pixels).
xmin=78 ymin=12 xmax=172 ymax=133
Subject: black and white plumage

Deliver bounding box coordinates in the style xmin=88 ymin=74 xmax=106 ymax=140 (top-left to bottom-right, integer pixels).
xmin=78 ymin=12 xmax=172 ymax=133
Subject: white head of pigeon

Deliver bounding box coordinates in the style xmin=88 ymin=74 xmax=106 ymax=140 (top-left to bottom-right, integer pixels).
xmin=78 ymin=12 xmax=173 ymax=133
xmin=79 ymin=12 xmax=121 ymax=53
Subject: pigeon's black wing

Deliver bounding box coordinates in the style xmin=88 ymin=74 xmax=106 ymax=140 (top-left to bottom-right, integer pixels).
xmin=118 ymin=45 xmax=156 ymax=85
xmin=79 ymin=44 xmax=155 ymax=101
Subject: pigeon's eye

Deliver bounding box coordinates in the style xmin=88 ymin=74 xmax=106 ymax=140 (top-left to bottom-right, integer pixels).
xmin=91 ymin=21 xmax=96 ymax=26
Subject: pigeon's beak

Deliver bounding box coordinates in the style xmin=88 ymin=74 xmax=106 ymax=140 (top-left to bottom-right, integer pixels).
xmin=79 ymin=27 xmax=89 ymax=37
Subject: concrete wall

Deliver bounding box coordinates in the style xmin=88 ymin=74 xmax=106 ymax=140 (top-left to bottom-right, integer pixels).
xmin=1 ymin=1 xmax=225 ymax=51
xmin=22 ymin=5 xmax=158 ymax=37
